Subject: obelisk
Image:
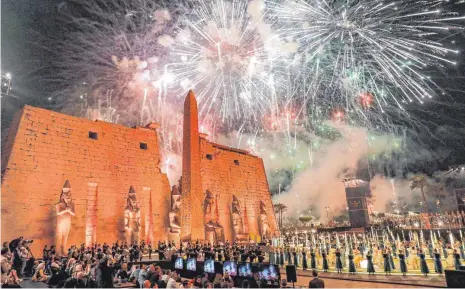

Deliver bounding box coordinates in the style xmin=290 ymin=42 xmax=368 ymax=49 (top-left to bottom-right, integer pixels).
xmin=180 ymin=90 xmax=205 ymax=240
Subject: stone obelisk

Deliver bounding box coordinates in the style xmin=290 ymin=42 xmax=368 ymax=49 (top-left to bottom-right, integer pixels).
xmin=180 ymin=90 xmax=205 ymax=240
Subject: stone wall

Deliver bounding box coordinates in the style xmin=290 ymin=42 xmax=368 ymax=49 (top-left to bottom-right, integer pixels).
xmin=199 ymin=137 xmax=279 ymax=242
xmin=1 ymin=106 xmax=171 ymax=254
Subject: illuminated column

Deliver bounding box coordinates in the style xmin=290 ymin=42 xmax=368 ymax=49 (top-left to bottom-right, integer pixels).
xmin=85 ymin=183 xmax=98 ymax=247
xmin=143 ymin=187 xmax=154 ymax=245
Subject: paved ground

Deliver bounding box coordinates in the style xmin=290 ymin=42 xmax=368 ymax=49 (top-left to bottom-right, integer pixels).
xmin=281 ymin=268 xmax=447 ymax=288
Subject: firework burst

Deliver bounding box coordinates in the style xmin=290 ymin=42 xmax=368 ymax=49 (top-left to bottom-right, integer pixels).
xmin=168 ymin=0 xmax=285 ymax=126
xmin=268 ymin=0 xmax=464 ymax=132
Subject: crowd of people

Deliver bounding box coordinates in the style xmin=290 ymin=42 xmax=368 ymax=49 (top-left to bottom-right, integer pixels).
xmin=269 ymin=230 xmax=465 ymax=277
xmin=0 ymin=238 xmax=283 ymax=288
xmin=371 ymin=211 xmax=465 ymax=230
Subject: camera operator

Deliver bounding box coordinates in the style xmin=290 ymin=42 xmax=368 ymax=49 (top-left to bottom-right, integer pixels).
xmin=19 ymin=240 xmax=34 ymax=277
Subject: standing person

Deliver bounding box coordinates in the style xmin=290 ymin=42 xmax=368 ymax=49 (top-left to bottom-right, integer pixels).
xmin=322 ymin=250 xmax=329 ymax=273
xmin=348 ymin=250 xmax=356 ymax=274
xmin=398 ymin=249 xmax=407 ymax=276
xmin=383 ymin=249 xmax=391 ymax=276
xmin=388 ymin=249 xmax=396 ymax=270
xmin=310 ymin=249 xmax=317 ymax=270
xmin=96 ymin=257 xmax=113 ymax=288
xmin=302 ymin=249 xmax=308 ymax=270
xmin=148 ymin=244 xmax=152 ymax=260
xmin=433 ymin=249 xmax=443 ymax=275
xmin=367 ymin=249 xmax=375 ymax=275
xmin=335 ymin=248 xmax=343 ymax=274
xmin=279 ymin=248 xmax=284 ymax=267
xmin=19 ymin=246 xmax=29 ymax=278
xmin=308 ymin=270 xmax=325 ymax=288
xmin=419 ymin=250 xmax=430 ymax=277
xmin=454 ymin=249 xmax=462 ymax=270
xmin=292 ymin=249 xmax=298 ymax=267
xmin=269 ymin=248 xmax=275 ymax=265
xmin=286 ymin=248 xmax=292 ymax=265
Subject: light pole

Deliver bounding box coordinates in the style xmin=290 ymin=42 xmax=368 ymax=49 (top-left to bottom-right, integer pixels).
xmin=325 ymin=206 xmax=330 ymax=226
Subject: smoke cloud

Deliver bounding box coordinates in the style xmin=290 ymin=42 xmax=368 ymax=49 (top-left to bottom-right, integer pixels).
xmin=270 ymin=123 xmax=398 ymax=219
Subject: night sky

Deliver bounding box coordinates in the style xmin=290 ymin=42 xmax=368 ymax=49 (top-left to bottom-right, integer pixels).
xmin=2 ymin=0 xmax=465 ymax=173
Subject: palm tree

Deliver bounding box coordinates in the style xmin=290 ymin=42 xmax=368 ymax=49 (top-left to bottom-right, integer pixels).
xmin=410 ymin=174 xmax=431 ymax=212
xmin=273 ymin=203 xmax=287 ymax=232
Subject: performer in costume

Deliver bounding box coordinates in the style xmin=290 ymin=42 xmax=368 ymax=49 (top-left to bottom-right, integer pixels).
xmin=398 ymin=249 xmax=407 ymax=276
xmin=366 ymin=249 xmax=375 ymax=275
xmin=302 ymin=248 xmax=308 ymax=270
xmin=348 ymin=250 xmax=356 ymax=274
xmin=419 ymin=250 xmax=430 ymax=277
xmin=383 ymin=249 xmax=391 ymax=276
xmin=433 ymin=249 xmax=443 ymax=275
xmin=335 ymin=248 xmax=343 ymax=274
xmin=310 ymin=249 xmax=317 ymax=270
xmin=322 ymin=250 xmax=329 ymax=272
xmin=454 ymin=249 xmax=462 ymax=271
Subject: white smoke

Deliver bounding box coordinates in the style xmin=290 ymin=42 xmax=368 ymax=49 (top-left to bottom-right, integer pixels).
xmin=270 ymin=123 xmax=398 ymax=219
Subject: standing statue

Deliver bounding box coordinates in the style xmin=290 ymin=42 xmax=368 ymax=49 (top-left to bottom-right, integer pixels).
xmin=259 ymin=201 xmax=270 ymax=240
xmin=124 ymin=186 xmax=141 ymax=244
xmin=204 ymin=190 xmax=224 ymax=244
xmin=169 ymin=185 xmax=181 ymax=234
xmin=231 ymin=195 xmax=247 ymax=240
xmin=56 ymin=180 xmax=75 ymax=254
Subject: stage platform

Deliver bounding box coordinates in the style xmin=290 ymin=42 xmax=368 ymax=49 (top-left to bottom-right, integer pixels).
xmin=280 ymin=267 xmax=447 ymax=288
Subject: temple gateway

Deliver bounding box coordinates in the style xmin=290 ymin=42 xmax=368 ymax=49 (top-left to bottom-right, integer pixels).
xmin=1 ymin=90 xmax=279 ymax=254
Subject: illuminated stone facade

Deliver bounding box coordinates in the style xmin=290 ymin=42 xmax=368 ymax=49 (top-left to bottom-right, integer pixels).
xmin=1 ymin=91 xmax=278 ymax=254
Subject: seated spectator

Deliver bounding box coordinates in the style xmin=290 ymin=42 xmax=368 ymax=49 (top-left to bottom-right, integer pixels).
xmin=193 ymin=276 xmax=202 ymax=287
xmin=281 ymin=279 xmax=288 ymax=288
xmin=143 ymin=279 xmax=152 ymax=288
xmin=1 ymin=247 xmax=22 ymax=286
xmin=47 ymin=263 xmax=68 ymax=288
xmin=166 ymin=272 xmax=177 ymax=288
xmin=138 ymin=264 xmax=148 ymax=288
xmin=221 ymin=272 xmax=234 ymax=288
xmin=241 ymin=279 xmax=250 ymax=288
xmin=309 ymin=270 xmax=325 ymax=288
xmin=63 ymin=271 xmax=87 ymax=288
xmin=32 ymin=262 xmax=48 ymax=282
xmin=116 ymin=263 xmax=129 ymax=282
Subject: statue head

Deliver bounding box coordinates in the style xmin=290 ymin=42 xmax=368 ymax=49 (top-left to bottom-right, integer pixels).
xmin=260 ymin=201 xmax=267 ymax=215
xmin=232 ymin=195 xmax=241 ymax=214
xmin=126 ymin=186 xmax=139 ymax=212
xmin=171 ymin=186 xmax=182 ymax=211
xmin=205 ymin=190 xmax=214 ymax=204
xmin=59 ymin=180 xmax=73 ymax=206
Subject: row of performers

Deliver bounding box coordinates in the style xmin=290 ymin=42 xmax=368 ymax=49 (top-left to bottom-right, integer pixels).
xmin=268 ymin=245 xmax=463 ymax=275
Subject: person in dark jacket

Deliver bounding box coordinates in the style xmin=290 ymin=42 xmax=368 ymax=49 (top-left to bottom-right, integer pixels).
xmin=96 ymin=257 xmax=113 ymax=288
xmin=309 ymin=270 xmax=325 ymax=288
xmin=63 ymin=272 xmax=87 ymax=288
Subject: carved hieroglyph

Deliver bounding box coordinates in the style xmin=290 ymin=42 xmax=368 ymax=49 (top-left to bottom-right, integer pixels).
xmin=56 ymin=180 xmax=75 ymax=254
xmin=124 ymin=186 xmax=141 ymax=244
